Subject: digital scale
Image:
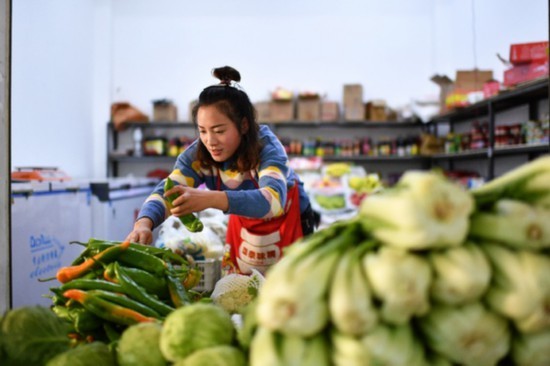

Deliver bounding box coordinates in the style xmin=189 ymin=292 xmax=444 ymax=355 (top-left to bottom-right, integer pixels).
xmin=11 ymin=167 xmax=72 ymax=182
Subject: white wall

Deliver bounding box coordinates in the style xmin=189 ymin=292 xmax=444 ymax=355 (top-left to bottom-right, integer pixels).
xmin=11 ymin=0 xmax=97 ymax=178
xmin=11 ymin=0 xmax=549 ymax=179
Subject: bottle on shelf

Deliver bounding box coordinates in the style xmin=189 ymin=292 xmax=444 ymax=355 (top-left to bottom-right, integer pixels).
xmin=133 ymin=127 xmax=143 ymax=157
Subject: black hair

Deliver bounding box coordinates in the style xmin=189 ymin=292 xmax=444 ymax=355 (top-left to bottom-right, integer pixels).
xmin=192 ymin=66 xmax=261 ymax=171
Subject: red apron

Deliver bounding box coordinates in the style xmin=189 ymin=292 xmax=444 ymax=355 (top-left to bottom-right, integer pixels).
xmin=219 ymin=172 xmax=303 ymax=275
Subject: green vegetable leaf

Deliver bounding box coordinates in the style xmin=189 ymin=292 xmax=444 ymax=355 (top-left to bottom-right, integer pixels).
xmin=1 ymin=306 xmax=72 ymax=364
xmin=46 ymin=342 xmax=116 ymax=366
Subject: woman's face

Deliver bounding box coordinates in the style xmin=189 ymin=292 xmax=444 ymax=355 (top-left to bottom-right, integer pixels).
xmin=197 ymin=104 xmax=244 ymax=162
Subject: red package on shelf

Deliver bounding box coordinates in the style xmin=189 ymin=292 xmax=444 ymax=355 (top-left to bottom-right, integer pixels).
xmin=509 ymin=41 xmax=549 ymax=65
xmin=503 ymin=60 xmax=549 ymax=87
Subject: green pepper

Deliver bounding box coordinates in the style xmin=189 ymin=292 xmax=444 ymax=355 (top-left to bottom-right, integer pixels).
xmin=51 ymin=304 xmax=72 ymax=322
xmin=81 ymin=238 xmax=189 ymax=265
xmin=83 ymin=240 xmax=168 ymax=276
xmin=113 ymin=262 xmax=175 ymax=316
xmin=56 ymin=241 xmax=130 ymax=283
xmin=68 ymin=304 xmax=102 ymax=333
xmin=49 ymin=287 xmax=69 ymax=306
xmin=60 ymin=278 xmax=124 ymax=293
xmin=103 ymin=262 xmax=169 ymax=299
xmin=88 ymin=289 xmax=161 ymax=319
xmin=63 ymin=289 xmax=158 ymax=326
xmin=164 ymin=177 xmax=204 ymax=232
xmin=165 ymin=262 xmax=190 ymax=307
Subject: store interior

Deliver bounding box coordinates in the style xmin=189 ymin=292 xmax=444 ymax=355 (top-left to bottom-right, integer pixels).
xmin=2 ymin=0 xmax=550 ymax=334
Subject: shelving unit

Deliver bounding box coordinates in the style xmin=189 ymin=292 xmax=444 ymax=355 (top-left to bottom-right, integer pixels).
xmin=107 ymin=120 xmax=429 ymax=177
xmin=107 ymin=79 xmax=548 ymax=180
xmin=429 ymin=77 xmax=549 ymax=180
xmin=107 ymin=122 xmax=196 ymax=177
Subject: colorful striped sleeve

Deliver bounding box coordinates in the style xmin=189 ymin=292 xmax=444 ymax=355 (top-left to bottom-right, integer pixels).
xmin=225 ymin=127 xmax=290 ymax=219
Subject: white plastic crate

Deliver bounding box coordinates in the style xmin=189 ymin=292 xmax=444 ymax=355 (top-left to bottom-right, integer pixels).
xmin=194 ymin=257 xmax=222 ymax=292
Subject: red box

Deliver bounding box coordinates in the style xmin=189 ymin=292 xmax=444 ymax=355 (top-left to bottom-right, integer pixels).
xmin=503 ymin=60 xmax=549 ymax=87
xmin=509 ymin=41 xmax=549 ymax=64
xmin=483 ymin=80 xmax=501 ymax=98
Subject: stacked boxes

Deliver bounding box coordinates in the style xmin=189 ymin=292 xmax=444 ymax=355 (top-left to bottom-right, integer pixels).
xmin=153 ymin=99 xmax=178 ymax=122
xmin=343 ymin=84 xmax=365 ymax=121
xmin=504 ymin=41 xmax=549 ymax=87
xmin=297 ymin=94 xmax=321 ymax=122
xmin=366 ymin=100 xmax=387 ymax=122
xmin=320 ymin=101 xmax=340 ymax=122
xmin=269 ymin=100 xmax=295 ymax=122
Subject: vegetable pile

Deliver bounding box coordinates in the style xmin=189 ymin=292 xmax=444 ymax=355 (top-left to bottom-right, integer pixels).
xmin=48 ymin=238 xmax=204 ymax=343
xmin=3 ymin=156 xmax=550 ymax=365
xmin=0 ymin=303 xmax=245 ymax=366
xmin=248 ymin=155 xmax=550 ymax=365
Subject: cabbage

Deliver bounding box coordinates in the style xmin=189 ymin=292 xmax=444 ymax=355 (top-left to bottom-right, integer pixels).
xmin=45 ymin=342 xmax=116 ymax=366
xmin=0 ymin=306 xmax=72 ymax=364
xmin=117 ymin=322 xmax=166 ymax=366
xmin=173 ymin=345 xmax=246 ymax=366
xmin=160 ymin=303 xmax=235 ymax=362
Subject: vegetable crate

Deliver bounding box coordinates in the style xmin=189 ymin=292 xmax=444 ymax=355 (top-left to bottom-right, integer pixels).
xmin=194 ymin=257 xmax=222 ymax=292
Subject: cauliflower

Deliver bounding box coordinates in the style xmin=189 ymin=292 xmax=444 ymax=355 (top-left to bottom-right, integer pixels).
xmin=211 ymin=270 xmax=265 ymax=314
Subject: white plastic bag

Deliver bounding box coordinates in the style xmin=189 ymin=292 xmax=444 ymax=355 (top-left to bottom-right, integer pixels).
xmin=155 ymin=216 xmax=224 ymax=259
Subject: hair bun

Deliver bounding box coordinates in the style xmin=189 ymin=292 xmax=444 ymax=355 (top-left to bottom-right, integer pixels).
xmin=212 ymin=66 xmax=241 ymax=85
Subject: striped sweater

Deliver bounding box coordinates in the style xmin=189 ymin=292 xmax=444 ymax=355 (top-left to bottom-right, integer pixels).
xmin=137 ymin=125 xmax=310 ymax=228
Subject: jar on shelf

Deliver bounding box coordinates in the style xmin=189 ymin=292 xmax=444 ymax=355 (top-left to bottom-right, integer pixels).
xmin=508 ymin=123 xmax=523 ymax=145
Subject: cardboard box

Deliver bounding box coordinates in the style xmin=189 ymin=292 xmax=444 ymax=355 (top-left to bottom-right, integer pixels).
xmin=366 ymin=100 xmax=387 ymax=122
xmin=431 ymin=74 xmax=454 ymax=113
xmin=431 ymin=70 xmax=494 ymax=112
xmin=343 ymin=84 xmax=364 ymax=121
xmin=321 ymin=101 xmax=339 ymax=122
xmin=269 ymin=100 xmax=294 ymax=122
xmin=153 ymin=100 xmax=178 ymax=122
xmin=297 ymin=99 xmax=321 ymax=121
xmin=504 ymin=60 xmax=549 ymax=87
xmin=454 ymin=70 xmax=494 ymax=92
xmin=510 ymin=41 xmax=549 ymax=64
xmin=254 ymin=101 xmax=271 ymax=122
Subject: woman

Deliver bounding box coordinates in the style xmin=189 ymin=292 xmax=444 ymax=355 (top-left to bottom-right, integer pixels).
xmin=126 ymin=66 xmax=316 ymax=274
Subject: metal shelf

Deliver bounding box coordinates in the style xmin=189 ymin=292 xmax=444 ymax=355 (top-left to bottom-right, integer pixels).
xmin=289 ymin=154 xmax=429 ymax=163
xmin=431 ymin=78 xmax=549 ymax=124
xmin=267 ymin=120 xmax=423 ymax=128
xmin=109 ymin=121 xmax=196 ymax=129
xmin=430 ymin=149 xmax=489 ymax=160
xmin=494 ymin=143 xmax=549 ymax=156
xmin=108 ymin=155 xmax=176 ymax=163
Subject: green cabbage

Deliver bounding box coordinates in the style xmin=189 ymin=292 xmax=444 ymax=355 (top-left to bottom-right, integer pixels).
xmin=0 ymin=306 xmax=72 ymax=364
xmin=117 ymin=322 xmax=166 ymax=366
xmin=160 ymin=303 xmax=235 ymax=362
xmin=45 ymin=342 xmax=116 ymax=366
xmin=173 ymin=345 xmax=246 ymax=366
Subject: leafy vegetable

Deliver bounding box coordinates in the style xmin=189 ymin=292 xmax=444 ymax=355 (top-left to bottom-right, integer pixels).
xmin=0 ymin=306 xmax=72 ymax=364
xmin=117 ymin=322 xmax=166 ymax=366
xmin=160 ymin=303 xmax=235 ymax=362
xmin=45 ymin=342 xmax=116 ymax=366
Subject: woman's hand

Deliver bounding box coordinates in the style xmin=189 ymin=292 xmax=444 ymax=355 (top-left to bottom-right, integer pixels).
xmin=125 ymin=217 xmax=154 ymax=245
xmin=164 ymin=185 xmax=228 ymax=216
